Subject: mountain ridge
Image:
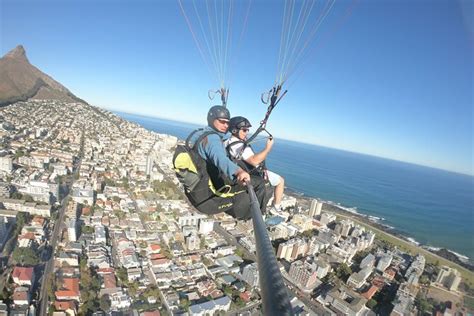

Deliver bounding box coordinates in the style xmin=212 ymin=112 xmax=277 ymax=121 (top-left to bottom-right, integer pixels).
xmin=0 ymin=45 xmax=87 ymax=107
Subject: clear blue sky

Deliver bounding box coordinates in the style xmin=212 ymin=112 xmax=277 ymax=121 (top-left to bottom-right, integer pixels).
xmin=1 ymin=0 xmax=473 ymax=175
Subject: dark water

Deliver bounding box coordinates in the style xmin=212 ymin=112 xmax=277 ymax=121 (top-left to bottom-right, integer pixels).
xmin=116 ymin=111 xmax=474 ymax=260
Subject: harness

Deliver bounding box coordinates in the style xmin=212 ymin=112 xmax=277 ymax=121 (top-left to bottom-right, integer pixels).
xmin=173 ymin=128 xmax=244 ymax=212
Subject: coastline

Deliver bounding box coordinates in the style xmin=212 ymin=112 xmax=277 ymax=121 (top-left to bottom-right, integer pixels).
xmin=284 ymin=188 xmax=474 ymax=283
xmin=118 ymin=113 xmax=473 ymax=277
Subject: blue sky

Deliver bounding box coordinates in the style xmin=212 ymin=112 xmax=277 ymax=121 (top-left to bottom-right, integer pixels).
xmin=1 ymin=0 xmax=473 ymax=175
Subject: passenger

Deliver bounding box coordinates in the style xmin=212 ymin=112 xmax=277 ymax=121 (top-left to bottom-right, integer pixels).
xmin=224 ymin=116 xmax=285 ymax=213
xmin=174 ymin=106 xmax=267 ymax=219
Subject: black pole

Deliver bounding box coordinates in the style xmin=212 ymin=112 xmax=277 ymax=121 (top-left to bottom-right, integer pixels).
xmin=247 ymin=183 xmax=293 ymax=316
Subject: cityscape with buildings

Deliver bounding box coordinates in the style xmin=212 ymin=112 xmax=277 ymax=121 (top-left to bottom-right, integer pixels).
xmin=0 ymin=100 xmax=472 ymax=316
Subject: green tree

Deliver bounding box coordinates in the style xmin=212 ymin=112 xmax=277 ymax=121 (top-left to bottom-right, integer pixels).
xmin=116 ymin=267 xmax=128 ymax=285
xmin=23 ymin=194 xmax=34 ymax=202
xmin=11 ymin=192 xmax=23 ymax=199
xmin=367 ymin=298 xmax=377 ymax=309
xmin=415 ymin=293 xmax=433 ymax=315
xmin=100 ymin=294 xmax=111 ymax=311
xmin=81 ymin=225 xmax=94 ymax=234
xmin=179 ymin=298 xmax=190 ymax=311
xmin=335 ymin=263 xmax=352 ymax=282
xmin=12 ymin=247 xmax=40 ymax=266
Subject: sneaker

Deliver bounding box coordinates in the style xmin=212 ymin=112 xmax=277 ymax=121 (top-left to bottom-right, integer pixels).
xmin=269 ymin=206 xmax=280 ymax=215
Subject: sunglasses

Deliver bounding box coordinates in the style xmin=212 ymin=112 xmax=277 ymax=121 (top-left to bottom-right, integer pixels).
xmin=217 ymin=119 xmax=229 ymax=125
xmin=241 ymin=128 xmax=250 ymax=132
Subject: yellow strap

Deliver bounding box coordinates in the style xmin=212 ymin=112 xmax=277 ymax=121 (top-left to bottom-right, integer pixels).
xmin=208 ymin=179 xmax=245 ymax=198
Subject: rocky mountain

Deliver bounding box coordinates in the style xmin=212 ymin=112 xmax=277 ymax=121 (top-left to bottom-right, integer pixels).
xmin=0 ymin=45 xmax=87 ymax=107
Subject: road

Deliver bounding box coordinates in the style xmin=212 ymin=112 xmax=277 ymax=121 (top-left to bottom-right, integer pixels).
xmin=37 ymin=195 xmax=70 ymax=315
xmin=38 ymin=132 xmax=83 ymax=315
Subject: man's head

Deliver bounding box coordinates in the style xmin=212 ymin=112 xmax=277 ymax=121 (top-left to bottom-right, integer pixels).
xmin=207 ymin=105 xmax=230 ymax=133
xmin=229 ymin=116 xmax=252 ymax=140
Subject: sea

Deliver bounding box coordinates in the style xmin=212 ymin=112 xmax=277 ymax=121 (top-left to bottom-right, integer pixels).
xmin=115 ymin=111 xmax=474 ymax=261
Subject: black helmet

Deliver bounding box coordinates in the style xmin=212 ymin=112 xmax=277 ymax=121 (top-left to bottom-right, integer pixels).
xmin=207 ymin=105 xmax=231 ymax=127
xmin=229 ymin=116 xmax=252 ymax=135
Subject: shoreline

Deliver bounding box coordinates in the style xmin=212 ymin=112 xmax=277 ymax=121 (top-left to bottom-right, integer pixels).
xmin=284 ymin=187 xmax=474 ymax=271
xmin=121 ymin=115 xmax=474 ymax=276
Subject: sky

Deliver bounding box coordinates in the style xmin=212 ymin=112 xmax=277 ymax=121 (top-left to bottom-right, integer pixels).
xmin=1 ymin=0 xmax=473 ymax=175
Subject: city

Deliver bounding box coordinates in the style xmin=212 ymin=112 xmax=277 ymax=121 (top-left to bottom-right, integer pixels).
xmin=0 ymin=100 xmax=471 ymax=316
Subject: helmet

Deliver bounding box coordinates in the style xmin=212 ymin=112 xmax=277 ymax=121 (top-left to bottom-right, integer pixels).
xmin=207 ymin=105 xmax=230 ymax=127
xmin=229 ymin=116 xmax=252 ymax=135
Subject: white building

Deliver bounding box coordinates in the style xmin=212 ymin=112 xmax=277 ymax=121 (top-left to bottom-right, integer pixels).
xmin=320 ymin=212 xmax=336 ymax=225
xmin=0 ymin=155 xmax=13 ymax=173
xmin=189 ymin=296 xmax=231 ymax=315
xmin=20 ymin=180 xmax=58 ymax=203
xmin=376 ymin=254 xmax=393 ymax=272
xmin=186 ymin=233 xmax=200 ymax=251
xmin=309 ymin=199 xmax=323 ymax=217
xmin=360 ymin=253 xmax=376 ymax=269
xmin=435 ymin=266 xmax=461 ymax=292
xmin=94 ymin=225 xmax=107 ymax=244
xmin=242 ymin=263 xmax=259 ymax=288
xmin=68 ymin=219 xmax=77 ymax=242
xmin=178 ymin=212 xmax=206 ymax=227
xmin=71 ymin=187 xmax=94 ymax=206
xmin=198 ymin=218 xmax=214 ymax=234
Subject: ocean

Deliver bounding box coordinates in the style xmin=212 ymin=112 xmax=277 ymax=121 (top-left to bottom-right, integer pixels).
xmin=116 ymin=111 xmax=474 ymax=261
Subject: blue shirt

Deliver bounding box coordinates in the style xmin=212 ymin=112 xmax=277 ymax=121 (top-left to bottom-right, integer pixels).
xmin=190 ymin=126 xmax=239 ymax=179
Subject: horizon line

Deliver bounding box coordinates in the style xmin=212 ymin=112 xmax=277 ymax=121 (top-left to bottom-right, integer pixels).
xmin=101 ymin=105 xmax=474 ymax=178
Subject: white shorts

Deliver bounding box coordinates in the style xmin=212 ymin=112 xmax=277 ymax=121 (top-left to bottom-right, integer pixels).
xmin=266 ymin=170 xmax=282 ymax=186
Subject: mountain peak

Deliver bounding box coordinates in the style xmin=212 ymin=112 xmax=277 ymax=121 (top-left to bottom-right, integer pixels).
xmin=4 ymin=45 xmax=29 ymax=62
xmin=0 ymin=44 xmax=87 ymax=106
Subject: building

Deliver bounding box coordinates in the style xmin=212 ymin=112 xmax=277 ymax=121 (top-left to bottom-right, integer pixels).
xmin=347 ymin=266 xmax=373 ymax=289
xmin=289 ymin=259 xmax=319 ymax=291
xmin=312 ymin=257 xmax=331 ymax=279
xmin=242 ymin=263 xmax=259 ymax=288
xmin=0 ymin=216 xmax=7 ymax=245
xmin=322 ymin=285 xmax=368 ymax=316
xmin=71 ymin=187 xmax=94 ymax=206
xmin=376 ymin=254 xmax=393 ymax=272
xmin=309 ymin=199 xmax=323 ymax=217
xmin=360 ymin=253 xmax=375 ymax=269
xmin=320 ymin=212 xmax=336 ymax=225
xmin=188 ymin=296 xmax=231 ymax=315
xmin=0 ymin=182 xmax=12 ymax=198
xmin=13 ymin=286 xmax=30 ymax=305
xmin=12 ymin=267 xmax=35 ymax=286
xmin=68 ymin=219 xmax=77 ymax=242
xmin=19 ymin=180 xmax=55 ymax=203
xmin=0 ymin=155 xmax=13 ymax=173
xmin=55 ymin=278 xmax=80 ymax=301
xmin=94 ymin=225 xmax=106 ymax=244
xmin=199 ymin=218 xmax=214 ymax=234
xmin=186 ymin=233 xmax=200 ymax=251
xmin=178 ymin=212 xmax=206 ymax=227
xmin=435 ymin=266 xmax=461 ymax=292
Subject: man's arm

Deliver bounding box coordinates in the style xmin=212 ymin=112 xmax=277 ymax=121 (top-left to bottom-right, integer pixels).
xmin=201 ymin=134 xmax=239 ymax=179
xmin=244 ymin=138 xmax=274 ymax=167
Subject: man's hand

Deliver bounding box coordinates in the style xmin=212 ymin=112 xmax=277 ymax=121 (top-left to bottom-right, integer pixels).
xmin=235 ymin=168 xmax=251 ymax=185
xmin=265 ymin=137 xmax=274 ymax=150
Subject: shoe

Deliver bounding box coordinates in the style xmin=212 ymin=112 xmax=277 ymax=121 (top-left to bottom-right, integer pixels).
xmin=269 ymin=206 xmax=280 ymax=215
